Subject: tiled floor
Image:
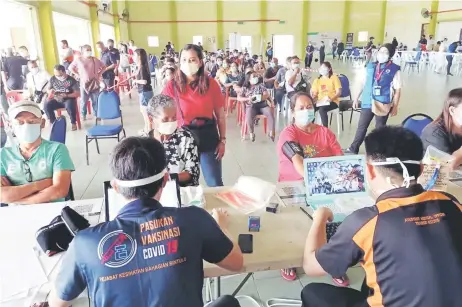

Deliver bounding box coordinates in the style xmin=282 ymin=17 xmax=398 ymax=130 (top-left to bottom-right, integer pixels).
xmin=44 ymin=60 xmax=461 ymax=306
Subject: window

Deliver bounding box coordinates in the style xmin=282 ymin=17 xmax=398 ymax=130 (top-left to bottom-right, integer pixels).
xmin=148 ymin=36 xmax=159 ymax=47
xmin=358 ymin=31 xmax=369 ymax=42
xmin=99 ymin=24 xmax=115 ymax=44
xmin=193 ymin=35 xmax=203 ymax=45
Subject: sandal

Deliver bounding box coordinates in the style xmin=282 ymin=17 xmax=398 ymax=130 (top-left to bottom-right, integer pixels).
xmin=280 ymin=268 xmax=297 ymax=281
xmin=332 ymin=274 xmax=350 ymax=287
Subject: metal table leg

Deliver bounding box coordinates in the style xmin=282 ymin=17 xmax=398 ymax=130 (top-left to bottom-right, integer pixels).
xmin=213 ymin=277 xmax=221 ymax=299
xmin=231 ymin=273 xmax=253 ymax=297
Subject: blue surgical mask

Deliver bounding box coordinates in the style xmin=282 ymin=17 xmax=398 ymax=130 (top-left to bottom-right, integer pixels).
xmin=13 ymin=123 xmax=41 ymax=144
xmin=294 ymin=109 xmax=315 ymax=126
xmin=270 ymin=62 xmax=276 ymax=68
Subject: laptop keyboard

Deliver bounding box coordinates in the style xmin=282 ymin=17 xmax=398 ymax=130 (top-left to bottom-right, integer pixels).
xmin=326 ymin=222 xmax=342 ymax=242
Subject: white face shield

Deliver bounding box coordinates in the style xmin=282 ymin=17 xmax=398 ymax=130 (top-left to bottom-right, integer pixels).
xmin=369 ymin=157 xmax=421 ymax=188
xmin=115 ymin=169 xmax=167 ymax=188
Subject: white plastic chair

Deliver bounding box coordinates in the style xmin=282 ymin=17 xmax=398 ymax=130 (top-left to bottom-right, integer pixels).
xmin=340 ymin=50 xmax=349 ymax=62
xmin=316 ymin=108 xmax=341 ymax=136
xmin=204 ymin=295 xmax=262 ymax=307
xmin=266 ymin=298 xmax=301 ymax=307
xmin=453 ymin=54 xmax=462 ymax=76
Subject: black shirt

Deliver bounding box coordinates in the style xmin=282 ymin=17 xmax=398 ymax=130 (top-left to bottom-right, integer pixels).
xmin=316 ymin=185 xmax=462 ymax=307
xmin=2 ymin=56 xmax=28 ymax=90
xmin=100 ymin=49 xmax=117 ymax=79
xmin=136 ymin=66 xmax=152 ymax=93
xmin=264 ymin=67 xmax=278 ymax=88
xmin=419 ymin=38 xmax=428 ymax=45
xmin=421 ymin=118 xmax=462 ymax=154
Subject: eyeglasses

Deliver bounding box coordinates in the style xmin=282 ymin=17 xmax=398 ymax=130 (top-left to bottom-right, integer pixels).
xmin=23 ymin=161 xmax=32 ymax=183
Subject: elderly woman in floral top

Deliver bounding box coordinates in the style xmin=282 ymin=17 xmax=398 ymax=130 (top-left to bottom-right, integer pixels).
xmin=147 ymin=94 xmax=200 ymax=186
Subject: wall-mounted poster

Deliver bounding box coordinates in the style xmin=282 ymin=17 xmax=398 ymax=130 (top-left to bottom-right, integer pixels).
xmin=346 ymin=33 xmax=354 ymax=49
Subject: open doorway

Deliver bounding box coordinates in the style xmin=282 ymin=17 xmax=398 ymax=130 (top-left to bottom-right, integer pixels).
xmin=273 ymin=35 xmax=294 ymax=63
xmin=241 ymin=36 xmax=252 ymax=54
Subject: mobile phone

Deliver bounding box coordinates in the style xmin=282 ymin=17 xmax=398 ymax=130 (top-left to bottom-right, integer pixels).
xmin=238 ymin=234 xmax=253 ymax=253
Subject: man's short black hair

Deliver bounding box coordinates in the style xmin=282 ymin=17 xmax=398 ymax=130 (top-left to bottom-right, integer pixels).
xmin=365 ymin=126 xmax=423 ymax=179
xmin=61 ymin=40 xmax=68 ymax=46
xmin=110 ymin=137 xmax=167 ymax=199
xmin=107 ymin=39 xmax=114 ymax=44
xmin=54 ymin=64 xmax=66 ymax=73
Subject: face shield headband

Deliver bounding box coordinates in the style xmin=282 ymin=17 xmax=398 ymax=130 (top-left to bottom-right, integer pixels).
xmin=115 ymin=169 xmax=167 ymax=188
xmin=369 ymin=158 xmax=420 ymax=188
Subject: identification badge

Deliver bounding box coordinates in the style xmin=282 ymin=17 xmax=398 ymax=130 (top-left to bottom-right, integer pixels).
xmin=374 ymin=86 xmax=381 ymax=96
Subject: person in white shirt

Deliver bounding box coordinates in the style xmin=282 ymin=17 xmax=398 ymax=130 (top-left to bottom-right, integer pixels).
xmin=285 ymin=56 xmax=310 ymax=98
xmin=427 ymin=35 xmax=435 ymax=51
xmin=26 ymin=60 xmax=50 ymax=104
xmin=59 ymin=40 xmax=74 ymax=71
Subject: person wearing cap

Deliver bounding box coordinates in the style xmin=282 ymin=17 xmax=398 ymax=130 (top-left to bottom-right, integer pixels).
xmin=345 ymin=43 xmax=402 ymax=154
xmin=48 ymin=137 xmax=243 ymax=307
xmin=300 ymin=126 xmax=462 ymax=307
xmin=0 ymin=101 xmax=74 ymax=205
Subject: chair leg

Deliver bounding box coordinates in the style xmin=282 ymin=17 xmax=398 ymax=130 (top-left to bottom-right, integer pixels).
xmin=350 ymin=109 xmax=354 ymax=124
xmin=340 ymin=113 xmax=344 ymax=131
xmin=95 ymin=138 xmax=100 ymax=154
xmin=329 ymin=113 xmax=333 ymax=126
xmin=76 ymin=102 xmax=82 ymax=130
xmin=117 ymin=133 xmax=120 ymax=142
xmin=86 ymin=136 xmax=89 ymax=165
xmin=123 ymin=129 xmax=126 ymax=138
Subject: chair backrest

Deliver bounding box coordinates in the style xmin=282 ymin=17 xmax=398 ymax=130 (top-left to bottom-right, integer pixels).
xmin=6 ymin=92 xmax=22 ymax=103
xmin=353 ymin=49 xmax=360 ymax=56
xmin=50 ymin=116 xmax=67 ymax=144
xmin=415 ymin=51 xmax=422 ymax=61
xmin=97 ymin=90 xmax=122 ymax=120
xmin=402 ymin=113 xmax=433 ymax=137
xmin=337 ymin=74 xmax=351 ymax=99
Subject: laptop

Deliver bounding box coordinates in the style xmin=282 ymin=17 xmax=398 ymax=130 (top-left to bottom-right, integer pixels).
xmin=304 ymin=155 xmax=374 ymax=223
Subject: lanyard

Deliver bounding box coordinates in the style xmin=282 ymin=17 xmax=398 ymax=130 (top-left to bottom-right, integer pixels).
xmin=374 ymin=62 xmax=391 ymax=82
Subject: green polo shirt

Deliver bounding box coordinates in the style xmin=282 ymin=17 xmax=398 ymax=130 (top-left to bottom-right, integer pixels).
xmin=0 ymin=139 xmax=75 ymax=202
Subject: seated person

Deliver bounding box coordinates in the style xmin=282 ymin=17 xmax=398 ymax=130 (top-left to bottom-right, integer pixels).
xmin=48 ymin=137 xmax=243 ymax=307
xmin=253 ymin=55 xmax=266 ymax=76
xmin=301 ymin=126 xmax=462 ymax=307
xmin=25 ymin=60 xmax=50 ymax=104
xmin=216 ymin=59 xmax=231 ymax=95
xmin=0 ymin=101 xmax=74 ymax=204
xmin=263 ymin=57 xmax=279 ymax=89
xmin=285 ymin=56 xmax=310 ymax=98
xmin=276 ymin=91 xmax=343 ymax=282
xmin=43 ymin=65 xmax=79 ymax=131
xmin=161 ymin=67 xmax=175 ymax=89
xmin=310 ymin=61 xmax=342 ymax=127
xmin=421 ymin=88 xmax=462 ymax=169
xmin=147 ymin=94 xmax=200 ymax=187
xmin=277 ymin=91 xmax=343 ymax=182
xmin=238 ymin=71 xmax=275 ymax=142
xmin=226 ymin=62 xmax=243 ymax=98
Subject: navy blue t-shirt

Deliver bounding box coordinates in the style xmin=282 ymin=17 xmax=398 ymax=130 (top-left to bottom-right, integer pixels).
xmin=55 ymin=198 xmax=233 ymax=307
xmin=100 ymin=49 xmax=118 ymax=79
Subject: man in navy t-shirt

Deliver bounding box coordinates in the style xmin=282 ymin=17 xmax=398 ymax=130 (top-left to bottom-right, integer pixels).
xmin=446 ymin=41 xmax=461 ymax=76
xmin=49 ymin=137 xmax=243 ymax=307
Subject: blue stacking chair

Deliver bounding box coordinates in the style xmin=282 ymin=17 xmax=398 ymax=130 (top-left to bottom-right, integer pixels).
xmin=85 ymin=91 xmax=126 ymax=165
xmin=402 ymin=113 xmax=433 ymax=137
xmin=404 ymin=51 xmax=422 ymax=73
xmin=50 ymin=116 xmax=67 ymax=144
xmin=333 ymin=74 xmax=360 ymax=131
xmin=49 ymin=116 xmax=75 ymax=201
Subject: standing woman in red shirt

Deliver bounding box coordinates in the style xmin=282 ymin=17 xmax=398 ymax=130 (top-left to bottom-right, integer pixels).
xmin=162 ymin=44 xmax=226 ymax=187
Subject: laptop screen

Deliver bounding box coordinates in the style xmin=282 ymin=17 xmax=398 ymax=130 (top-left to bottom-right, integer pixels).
xmin=304 ymin=156 xmax=366 ymax=197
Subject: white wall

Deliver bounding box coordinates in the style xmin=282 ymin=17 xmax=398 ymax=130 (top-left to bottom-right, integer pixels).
xmin=52 ymin=0 xmax=90 ymax=20
xmin=436 ymin=21 xmax=462 ymax=42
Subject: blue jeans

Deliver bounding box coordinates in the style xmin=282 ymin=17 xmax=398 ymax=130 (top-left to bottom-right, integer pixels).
xmin=200 ymin=152 xmax=223 ymax=187
xmin=139 ymin=90 xmax=154 ymax=106
xmin=80 ymin=88 xmax=100 ymax=117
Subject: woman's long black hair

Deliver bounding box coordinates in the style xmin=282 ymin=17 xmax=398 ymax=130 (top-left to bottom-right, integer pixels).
xmin=135 ymin=48 xmax=150 ymax=80
xmin=242 ymin=71 xmax=261 ymax=89
xmin=175 ymin=44 xmax=210 ymax=95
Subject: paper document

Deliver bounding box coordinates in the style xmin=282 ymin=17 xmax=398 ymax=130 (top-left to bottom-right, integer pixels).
xmin=316 ymin=97 xmax=330 ymax=107
xmin=276 ymin=181 xmax=306 ymax=207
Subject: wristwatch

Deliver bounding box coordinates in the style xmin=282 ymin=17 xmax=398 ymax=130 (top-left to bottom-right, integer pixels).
xmin=220 ymin=137 xmax=227 ymax=145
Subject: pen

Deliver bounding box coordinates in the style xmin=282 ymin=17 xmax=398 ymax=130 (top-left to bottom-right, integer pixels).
xmin=299 ymin=206 xmax=313 ymax=220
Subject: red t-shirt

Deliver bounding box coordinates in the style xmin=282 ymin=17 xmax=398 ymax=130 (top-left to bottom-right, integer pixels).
xmin=277 ymin=124 xmax=343 ymax=182
xmin=162 ymin=78 xmax=225 ymax=125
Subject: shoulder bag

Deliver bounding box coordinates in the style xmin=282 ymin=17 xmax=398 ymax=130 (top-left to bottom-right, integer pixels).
xmin=173 ymin=83 xmax=220 ymax=153
xmin=84 ymin=58 xmax=100 ymax=94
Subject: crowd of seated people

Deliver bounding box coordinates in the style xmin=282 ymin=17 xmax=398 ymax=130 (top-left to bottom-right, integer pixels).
xmin=2 ymin=38 xmax=462 ymax=307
